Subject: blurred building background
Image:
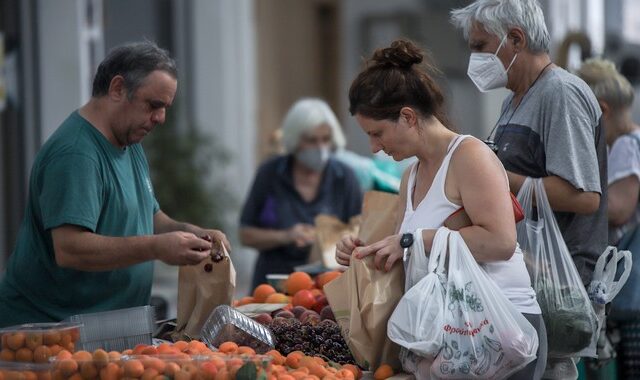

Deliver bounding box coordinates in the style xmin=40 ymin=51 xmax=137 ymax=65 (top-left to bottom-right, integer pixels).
xmin=0 ymin=0 xmax=639 ymax=318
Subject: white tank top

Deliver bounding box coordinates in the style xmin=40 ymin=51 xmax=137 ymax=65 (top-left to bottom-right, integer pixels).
xmin=399 ymin=135 xmax=540 ymax=314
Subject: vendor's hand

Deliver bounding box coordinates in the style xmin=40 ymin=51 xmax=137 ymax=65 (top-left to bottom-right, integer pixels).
xmin=287 ymin=223 xmax=316 ymax=248
xmin=200 ymin=229 xmax=231 ymax=253
xmin=154 ymin=231 xmax=212 ymax=265
xmin=354 ymin=234 xmax=403 ymax=272
xmin=335 ymin=234 xmax=364 ymax=266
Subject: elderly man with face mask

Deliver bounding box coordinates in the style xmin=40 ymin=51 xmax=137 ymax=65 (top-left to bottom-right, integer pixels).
xmin=451 ymin=1 xmax=607 ymax=379
xmin=239 ymin=98 xmax=362 ymax=289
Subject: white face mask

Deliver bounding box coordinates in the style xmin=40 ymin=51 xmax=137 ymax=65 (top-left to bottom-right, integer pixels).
xmin=467 ymin=35 xmax=518 ymax=92
xmin=295 ymin=145 xmax=331 ymax=172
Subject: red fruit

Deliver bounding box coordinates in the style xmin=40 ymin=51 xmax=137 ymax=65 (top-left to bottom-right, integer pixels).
xmin=274 ymin=310 xmax=295 ymax=319
xmin=292 ymin=289 xmax=316 ymax=309
xmin=299 ymin=310 xmax=321 ymax=325
xmin=312 ymin=295 xmax=329 ymax=313
xmin=292 ymin=306 xmax=308 ymax=318
xmin=320 ymin=305 xmax=336 ymax=321
xmin=252 ymin=313 xmax=273 ymax=325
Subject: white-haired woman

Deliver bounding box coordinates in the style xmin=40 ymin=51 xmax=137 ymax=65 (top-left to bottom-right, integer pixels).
xmin=451 ymin=1 xmax=607 ymax=378
xmin=240 ymin=98 xmax=362 ymax=288
xmin=577 ymin=58 xmax=640 ymax=379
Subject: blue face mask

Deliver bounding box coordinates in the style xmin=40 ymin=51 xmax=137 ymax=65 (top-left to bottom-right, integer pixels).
xmin=295 ymin=145 xmax=331 ymax=172
xmin=467 ymin=35 xmax=518 ymax=92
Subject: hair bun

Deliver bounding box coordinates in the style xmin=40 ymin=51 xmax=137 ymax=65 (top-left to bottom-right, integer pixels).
xmin=372 ymin=40 xmax=423 ymax=69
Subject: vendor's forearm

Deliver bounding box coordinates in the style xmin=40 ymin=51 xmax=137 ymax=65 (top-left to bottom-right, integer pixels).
xmin=153 ymin=210 xmax=198 ymax=234
xmin=52 ymin=225 xmax=158 ymax=271
xmin=239 ymin=226 xmax=291 ymax=251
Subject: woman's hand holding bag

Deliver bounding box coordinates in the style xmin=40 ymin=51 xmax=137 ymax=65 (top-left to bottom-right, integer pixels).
xmin=388 ymin=227 xmax=449 ymax=359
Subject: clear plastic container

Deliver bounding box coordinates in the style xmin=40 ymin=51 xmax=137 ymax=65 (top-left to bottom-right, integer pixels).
xmin=0 ymin=322 xmax=82 ymax=362
xmin=200 ymin=305 xmax=275 ymax=354
xmin=64 ymin=305 xmax=155 ymax=352
xmin=49 ymin=353 xmax=272 ymax=380
xmin=0 ymin=360 xmax=52 ymax=380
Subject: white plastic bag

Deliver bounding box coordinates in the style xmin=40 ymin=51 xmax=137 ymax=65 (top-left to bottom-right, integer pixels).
xmin=429 ymin=230 xmax=538 ymax=380
xmin=388 ymin=227 xmax=448 ymax=359
xmin=516 ymin=177 xmax=599 ymax=358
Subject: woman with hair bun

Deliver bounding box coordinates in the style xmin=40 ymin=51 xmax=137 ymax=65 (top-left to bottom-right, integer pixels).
xmin=335 ymin=39 xmax=546 ymax=379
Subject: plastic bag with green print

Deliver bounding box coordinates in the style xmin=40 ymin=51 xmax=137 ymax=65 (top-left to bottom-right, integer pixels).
xmin=430 ymin=229 xmax=538 ymax=380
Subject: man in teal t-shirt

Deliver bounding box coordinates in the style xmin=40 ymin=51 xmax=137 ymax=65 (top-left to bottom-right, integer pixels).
xmin=0 ymin=42 xmax=230 ymax=326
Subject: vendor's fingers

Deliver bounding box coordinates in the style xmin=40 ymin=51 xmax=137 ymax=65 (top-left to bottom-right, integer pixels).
xmin=185 ymin=249 xmax=210 ymax=265
xmin=353 ymin=237 xmax=365 ymax=247
xmin=209 ymin=230 xmax=231 ymax=251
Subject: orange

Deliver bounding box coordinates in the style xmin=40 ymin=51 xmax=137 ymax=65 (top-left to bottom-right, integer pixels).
xmin=57 ymin=359 xmax=79 ymax=377
xmin=56 ymin=350 xmax=72 ymax=360
xmin=373 ymin=364 xmax=393 ymax=380
xmin=25 ymin=333 xmax=43 ymax=350
xmin=15 ymin=347 xmax=33 ymax=362
xmin=172 ymin=341 xmax=189 ymax=352
xmin=341 ymin=364 xmax=362 ymax=380
xmin=187 ymin=340 xmax=208 ymax=353
xmin=6 ymin=333 xmax=26 ymax=350
xmin=49 ymin=345 xmax=63 ymax=356
xmin=316 ymin=271 xmax=341 ymax=289
xmin=123 ymin=360 xmax=145 ymax=378
xmin=292 ymin=290 xmax=316 ymax=309
xmin=253 ymin=284 xmax=277 ymax=303
xmin=217 ymin=341 xmax=238 ymax=354
xmin=200 ymin=361 xmax=219 ymax=379
xmin=91 ymin=349 xmax=109 ymax=369
xmin=99 ymin=363 xmax=119 ymax=380
xmin=43 ymin=331 xmax=61 ymax=346
xmin=163 ymin=362 xmax=180 ymax=377
xmin=236 ymin=346 xmax=255 ymax=356
xmin=285 ymin=272 xmax=314 ymax=295
xmin=264 ymin=293 xmax=288 ymax=304
xmin=141 ymin=368 xmax=159 ymax=380
xmin=235 ymin=296 xmax=254 ymax=306
xmin=106 ymin=351 xmax=121 ymax=362
xmin=285 ymin=351 xmax=304 ymax=369
xmin=265 ymin=350 xmax=285 ymax=366
xmin=71 ymin=351 xmax=92 ymax=362
xmin=33 ymin=346 xmax=52 ymax=363
xmin=79 ymin=362 xmax=98 ymax=379
xmin=0 ymin=349 xmax=15 ymax=361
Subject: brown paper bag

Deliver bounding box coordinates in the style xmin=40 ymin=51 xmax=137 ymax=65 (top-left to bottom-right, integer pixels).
xmin=358 ymin=191 xmax=399 ymax=244
xmin=173 ymin=243 xmax=236 ymax=340
xmin=325 ymin=191 xmax=403 ymax=371
xmin=310 ymin=214 xmax=361 ymax=269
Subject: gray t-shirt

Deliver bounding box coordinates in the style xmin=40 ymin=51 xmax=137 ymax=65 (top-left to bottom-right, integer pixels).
xmin=493 ymin=67 xmax=607 ymax=284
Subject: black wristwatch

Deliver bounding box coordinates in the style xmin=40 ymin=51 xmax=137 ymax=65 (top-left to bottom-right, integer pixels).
xmin=400 ymin=233 xmax=414 ymax=249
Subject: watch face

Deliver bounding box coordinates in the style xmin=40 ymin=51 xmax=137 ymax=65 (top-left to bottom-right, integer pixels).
xmin=400 ymin=233 xmax=413 ymax=248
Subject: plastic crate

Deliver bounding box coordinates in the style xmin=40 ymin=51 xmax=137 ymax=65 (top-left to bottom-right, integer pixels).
xmin=0 ymin=322 xmax=82 ymax=361
xmin=49 ymin=353 xmax=272 ymax=380
xmin=65 ymin=306 xmax=155 ymax=352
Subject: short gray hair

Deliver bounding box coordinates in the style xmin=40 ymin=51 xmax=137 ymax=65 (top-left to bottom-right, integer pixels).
xmin=281 ymin=98 xmax=346 ymax=153
xmin=92 ymin=41 xmax=177 ymax=99
xmin=450 ymin=0 xmax=550 ymax=54
xmin=577 ymin=58 xmax=634 ymax=110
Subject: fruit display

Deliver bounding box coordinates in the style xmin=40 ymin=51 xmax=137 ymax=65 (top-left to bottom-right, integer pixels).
xmin=269 ymin=318 xmax=355 ymax=365
xmin=0 ymin=323 xmax=82 ymax=363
